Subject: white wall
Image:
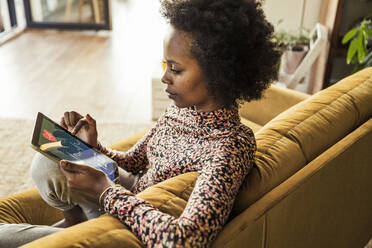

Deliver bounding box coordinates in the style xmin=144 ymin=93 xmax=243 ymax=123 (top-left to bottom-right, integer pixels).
xmin=262 ymin=0 xmax=322 ymax=33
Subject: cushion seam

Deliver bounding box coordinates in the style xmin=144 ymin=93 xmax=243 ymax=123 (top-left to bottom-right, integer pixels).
xmin=261 ymin=79 xmax=369 ymax=161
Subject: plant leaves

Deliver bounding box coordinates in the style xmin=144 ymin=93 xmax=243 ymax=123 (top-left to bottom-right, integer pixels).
xmin=351 ymin=56 xmax=359 ymax=65
xmin=347 ymin=39 xmax=358 ymax=64
xmin=365 ymin=29 xmax=372 ymax=38
xmin=362 ymin=31 xmax=368 ymax=52
xmin=342 ymin=27 xmax=358 ymax=44
xmin=356 ymin=30 xmax=366 ymax=63
xmin=357 ymin=44 xmax=366 ymax=63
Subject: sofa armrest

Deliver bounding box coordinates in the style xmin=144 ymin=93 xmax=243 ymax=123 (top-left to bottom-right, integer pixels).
xmin=0 ymin=189 xmax=63 ymax=225
xmin=21 ymin=172 xmax=198 ymax=248
xmin=239 ymin=85 xmax=310 ymax=126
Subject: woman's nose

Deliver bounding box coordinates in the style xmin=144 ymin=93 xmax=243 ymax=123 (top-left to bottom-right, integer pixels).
xmin=161 ymin=72 xmax=172 ymax=85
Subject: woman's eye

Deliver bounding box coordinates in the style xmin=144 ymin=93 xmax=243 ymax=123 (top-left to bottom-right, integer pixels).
xmin=170 ymin=65 xmax=182 ymax=74
xmin=171 ymin=68 xmax=182 ymax=74
xmin=162 ymin=60 xmax=182 ymax=74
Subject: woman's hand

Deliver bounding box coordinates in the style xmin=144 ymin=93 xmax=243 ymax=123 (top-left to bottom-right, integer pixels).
xmin=60 ymin=111 xmax=98 ymax=148
xmin=59 ymin=160 xmax=114 ymax=200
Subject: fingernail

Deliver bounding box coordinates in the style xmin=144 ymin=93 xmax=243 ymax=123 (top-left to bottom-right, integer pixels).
xmin=60 ymin=160 xmax=67 ymax=166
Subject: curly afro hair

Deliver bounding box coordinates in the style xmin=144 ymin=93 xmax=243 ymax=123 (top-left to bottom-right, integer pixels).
xmin=160 ymin=0 xmax=281 ymax=107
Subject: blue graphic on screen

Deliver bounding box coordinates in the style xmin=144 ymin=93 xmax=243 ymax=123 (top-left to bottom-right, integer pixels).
xmin=38 ymin=118 xmax=116 ymax=182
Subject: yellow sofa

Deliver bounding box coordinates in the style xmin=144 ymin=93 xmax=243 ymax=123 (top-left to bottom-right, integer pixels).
xmin=0 ymin=68 xmax=371 ymax=247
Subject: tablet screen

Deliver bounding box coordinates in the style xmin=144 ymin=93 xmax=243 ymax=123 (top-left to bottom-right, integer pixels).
xmin=31 ymin=112 xmax=116 ymax=182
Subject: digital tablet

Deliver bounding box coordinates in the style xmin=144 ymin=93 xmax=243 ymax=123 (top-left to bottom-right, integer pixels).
xmin=31 ymin=112 xmax=117 ymax=182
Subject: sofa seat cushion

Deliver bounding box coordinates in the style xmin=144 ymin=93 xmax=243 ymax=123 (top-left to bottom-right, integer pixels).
xmin=232 ymin=67 xmax=372 ymax=216
xmin=239 ymin=85 xmax=310 ymax=126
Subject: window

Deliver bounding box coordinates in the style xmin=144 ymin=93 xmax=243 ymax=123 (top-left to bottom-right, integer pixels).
xmin=23 ymin=0 xmax=112 ymax=30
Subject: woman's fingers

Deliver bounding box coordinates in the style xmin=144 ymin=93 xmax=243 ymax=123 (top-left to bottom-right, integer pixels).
xmin=69 ymin=111 xmax=83 ymax=127
xmin=60 ymin=160 xmax=100 ymax=174
xmin=63 ymin=111 xmax=83 ymax=128
xmin=60 ymin=160 xmax=94 ymax=183
xmin=59 ymin=161 xmax=79 ymax=186
xmin=60 ymin=112 xmax=98 ymax=147
xmin=60 ymin=160 xmax=78 ymax=173
xmin=71 ymin=119 xmax=88 ymax=135
xmin=59 ymin=160 xmax=111 ymax=198
xmin=60 ymin=117 xmax=68 ymax=129
xmin=63 ymin=112 xmax=71 ymax=126
xmin=85 ymin=114 xmax=96 ymax=129
xmin=71 ymin=114 xmax=96 ymax=136
xmin=69 ymin=112 xmax=76 ymax=127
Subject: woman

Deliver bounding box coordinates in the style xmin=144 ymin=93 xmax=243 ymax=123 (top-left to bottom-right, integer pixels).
xmin=0 ymin=0 xmax=280 ymax=247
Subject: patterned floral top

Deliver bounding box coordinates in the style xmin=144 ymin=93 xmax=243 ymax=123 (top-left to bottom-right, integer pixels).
xmin=98 ymin=103 xmax=256 ymax=247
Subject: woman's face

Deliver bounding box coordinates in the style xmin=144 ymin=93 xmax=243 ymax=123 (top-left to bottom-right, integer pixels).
xmin=161 ymin=26 xmax=221 ymax=112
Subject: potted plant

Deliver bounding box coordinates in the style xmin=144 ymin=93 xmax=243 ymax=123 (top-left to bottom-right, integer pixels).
xmin=342 ymin=18 xmax=372 ymax=73
xmin=273 ymin=20 xmax=312 ymax=75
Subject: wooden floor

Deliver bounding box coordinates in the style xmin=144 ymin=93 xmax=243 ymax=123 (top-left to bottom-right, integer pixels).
xmin=0 ymin=0 xmax=167 ymax=123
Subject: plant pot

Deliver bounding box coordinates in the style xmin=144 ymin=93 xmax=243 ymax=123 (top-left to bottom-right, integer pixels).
xmin=281 ymin=46 xmax=309 ymax=74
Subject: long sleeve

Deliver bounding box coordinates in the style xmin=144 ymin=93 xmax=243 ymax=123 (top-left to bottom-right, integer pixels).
xmin=102 ymin=133 xmax=255 ymax=247
xmin=97 ymin=125 xmax=158 ymax=174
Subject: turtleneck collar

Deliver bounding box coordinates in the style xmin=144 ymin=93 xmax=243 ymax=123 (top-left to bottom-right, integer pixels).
xmin=164 ymin=103 xmax=241 ymax=130
xmin=188 ymin=105 xmax=240 ymax=126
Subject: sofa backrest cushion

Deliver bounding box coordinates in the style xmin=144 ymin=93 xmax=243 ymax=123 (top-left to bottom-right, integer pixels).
xmin=231 ymin=67 xmax=372 ymax=217
xmin=239 ymin=85 xmax=310 ymax=126
xmin=240 ymin=117 xmax=262 ymax=133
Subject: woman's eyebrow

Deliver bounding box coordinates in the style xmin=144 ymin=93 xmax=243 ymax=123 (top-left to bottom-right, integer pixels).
xmin=164 ymin=59 xmax=180 ymax=65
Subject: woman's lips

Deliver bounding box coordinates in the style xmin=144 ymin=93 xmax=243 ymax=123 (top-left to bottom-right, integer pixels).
xmin=165 ymin=89 xmax=177 ymax=99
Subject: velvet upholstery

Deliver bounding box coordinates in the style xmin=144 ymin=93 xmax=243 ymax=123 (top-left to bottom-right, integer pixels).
xmin=0 ymin=189 xmax=63 ymax=226
xmin=232 ymin=67 xmax=372 ymax=216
